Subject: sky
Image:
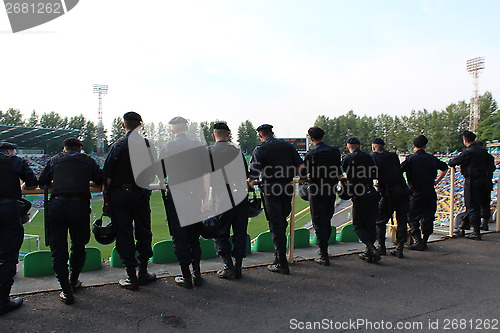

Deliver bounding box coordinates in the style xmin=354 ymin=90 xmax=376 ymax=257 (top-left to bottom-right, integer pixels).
xmin=1 ymin=0 xmax=499 ymax=138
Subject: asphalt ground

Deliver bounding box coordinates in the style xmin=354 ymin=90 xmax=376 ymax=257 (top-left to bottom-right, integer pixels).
xmin=2 ymin=233 xmax=499 ymax=333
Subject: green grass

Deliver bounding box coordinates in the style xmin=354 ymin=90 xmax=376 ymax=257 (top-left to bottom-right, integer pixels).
xmin=23 ymin=191 xmax=311 ymax=260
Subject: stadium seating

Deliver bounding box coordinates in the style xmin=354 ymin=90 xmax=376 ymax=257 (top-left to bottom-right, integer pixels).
xmin=310 ymin=227 xmax=337 ymax=245
xmin=23 ymin=250 xmax=53 ymax=277
xmin=336 ymin=223 xmax=359 ymax=242
xmin=151 ymin=240 xmax=178 ymax=264
xmin=251 ymin=231 xmax=274 ymax=252
xmin=286 ymin=228 xmax=310 ymax=248
xmin=82 ymin=247 xmax=103 ymax=272
xmin=200 ymin=238 xmax=217 ymax=259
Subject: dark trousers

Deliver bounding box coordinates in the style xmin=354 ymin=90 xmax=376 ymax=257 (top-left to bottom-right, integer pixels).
xmin=214 ymin=197 xmax=249 ymax=258
xmin=166 ymin=191 xmax=201 ymax=266
xmin=309 ymin=188 xmax=336 ymax=250
xmin=262 ymin=183 xmax=294 ymax=257
xmin=464 ymin=178 xmax=492 ymax=228
xmin=408 ymin=187 xmax=437 ymax=237
xmin=351 ymin=186 xmax=379 ymax=244
xmin=0 ymin=201 xmax=23 ymax=289
xmin=110 ymin=187 xmax=153 ymax=268
xmin=48 ymin=197 xmax=91 ymax=282
xmin=376 ymin=183 xmax=410 ymax=244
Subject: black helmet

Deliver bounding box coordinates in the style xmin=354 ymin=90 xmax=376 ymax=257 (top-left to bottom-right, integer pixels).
xmin=248 ymin=191 xmax=262 ymax=218
xmin=18 ymin=198 xmax=32 ymax=224
xmin=298 ymin=183 xmax=309 ymax=201
xmin=336 ymin=180 xmax=353 ymax=200
xmin=196 ymin=215 xmax=223 ymax=239
xmin=92 ymin=215 xmax=116 ymax=245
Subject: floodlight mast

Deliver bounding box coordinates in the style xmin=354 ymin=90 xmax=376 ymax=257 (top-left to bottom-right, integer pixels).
xmin=93 ymin=84 xmax=108 ymax=155
xmin=466 ymin=57 xmax=485 ymax=132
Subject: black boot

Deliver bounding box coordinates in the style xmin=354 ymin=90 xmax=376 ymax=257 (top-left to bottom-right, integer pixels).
xmin=390 ymin=243 xmax=405 ymax=258
xmin=466 ymin=227 xmax=482 ymax=241
xmin=268 ymin=255 xmax=290 ymax=275
xmin=367 ymin=242 xmax=381 ymax=263
xmin=217 ymin=254 xmax=236 ymax=279
xmin=69 ymin=271 xmax=83 ymax=293
xmin=119 ymin=267 xmax=139 ymax=290
xmin=480 ymin=218 xmax=489 ymax=231
xmin=234 ymin=257 xmax=243 ymax=279
xmin=192 ymin=261 xmax=204 ymax=287
xmin=59 ymin=280 xmax=75 ymax=305
xmin=422 ymin=234 xmax=430 ymax=250
xmin=453 ymin=227 xmax=465 ymax=237
xmin=377 ymin=238 xmax=387 ymax=255
xmin=175 ymin=264 xmax=193 ymax=289
xmin=408 ymin=233 xmax=426 ymax=251
xmin=138 ymin=261 xmax=156 ymax=286
xmin=314 ymin=247 xmax=330 ymax=266
xmin=0 ymin=287 xmax=23 ymax=316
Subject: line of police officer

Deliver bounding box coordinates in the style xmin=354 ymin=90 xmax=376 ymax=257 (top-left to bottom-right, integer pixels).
xmin=0 ymin=114 xmax=496 ymax=314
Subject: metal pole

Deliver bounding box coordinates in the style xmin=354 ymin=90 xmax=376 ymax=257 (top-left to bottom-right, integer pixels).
xmin=496 ymin=177 xmax=500 ymax=232
xmin=287 ymin=182 xmax=296 ymax=263
xmin=449 ymin=167 xmax=455 ymax=237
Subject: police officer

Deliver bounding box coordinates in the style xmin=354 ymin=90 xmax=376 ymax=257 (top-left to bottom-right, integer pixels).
xmin=401 ymin=135 xmax=447 ymax=250
xmin=103 ymin=112 xmax=156 ymax=290
xmin=301 ymin=127 xmax=341 ymax=266
xmin=0 ymin=142 xmax=37 ymax=315
xmin=341 ymin=137 xmax=380 ymax=263
xmin=159 ymin=116 xmax=208 ymax=288
xmin=210 ymin=123 xmax=249 ymax=279
xmin=249 ymin=124 xmax=304 ymax=275
xmin=39 ymin=138 xmax=102 ymax=304
xmin=370 ymin=138 xmax=410 ymax=258
xmin=449 ymin=131 xmax=496 ymax=240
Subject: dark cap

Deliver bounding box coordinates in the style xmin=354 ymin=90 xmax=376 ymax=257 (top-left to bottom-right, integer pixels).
xmin=372 ymin=138 xmax=385 ymax=145
xmin=123 ymin=111 xmax=142 ymax=122
xmin=463 ymin=130 xmax=476 ymax=142
xmin=307 ymin=127 xmax=325 ymax=140
xmin=63 ymin=137 xmax=83 ymax=147
xmin=213 ymin=122 xmax=230 ymax=131
xmin=413 ymin=135 xmax=428 ymax=148
xmin=169 ymin=116 xmax=188 ymax=125
xmin=256 ymin=124 xmax=273 ymax=132
xmin=346 ymin=137 xmax=361 ymax=145
xmin=0 ymin=142 xmax=18 ymax=150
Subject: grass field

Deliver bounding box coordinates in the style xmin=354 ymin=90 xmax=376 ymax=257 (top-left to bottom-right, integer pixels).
xmin=23 ymin=191 xmax=312 ymax=260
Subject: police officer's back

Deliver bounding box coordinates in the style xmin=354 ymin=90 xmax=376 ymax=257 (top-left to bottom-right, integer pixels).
xmin=39 ymin=138 xmax=102 ymax=305
xmin=0 ymin=142 xmax=37 ymax=315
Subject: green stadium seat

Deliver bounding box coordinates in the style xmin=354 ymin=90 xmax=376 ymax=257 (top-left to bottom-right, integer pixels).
xmin=109 ymin=247 xmax=123 ymax=268
xmin=151 ymin=240 xmax=178 ymax=264
xmin=310 ymin=227 xmax=337 ymax=245
xmin=251 ymin=231 xmax=274 ymax=252
xmin=229 ymin=233 xmax=252 ymax=255
xmin=81 ymin=247 xmax=103 ymax=272
xmin=23 ymin=250 xmax=54 ymax=277
xmin=336 ymin=223 xmax=359 ymax=242
xmin=200 ymin=238 xmax=217 ymax=259
xmin=287 ymin=228 xmax=310 ymax=248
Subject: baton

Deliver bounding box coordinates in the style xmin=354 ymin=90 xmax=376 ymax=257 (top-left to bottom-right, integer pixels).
xmin=43 ymin=185 xmax=50 ymax=246
xmin=287 ymin=182 xmax=297 ymax=263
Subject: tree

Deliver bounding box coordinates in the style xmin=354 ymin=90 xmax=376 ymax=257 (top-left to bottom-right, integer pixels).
xmin=39 ymin=111 xmax=65 ymax=128
xmin=0 ymin=108 xmax=24 ymax=125
xmin=109 ymin=117 xmax=124 ymax=144
xmin=67 ymin=114 xmax=87 ymax=140
xmin=201 ymin=120 xmax=232 ymax=145
xmin=237 ymin=120 xmax=259 ymax=153
xmin=81 ymin=121 xmax=97 ymax=153
xmin=26 ymin=110 xmax=39 ymax=127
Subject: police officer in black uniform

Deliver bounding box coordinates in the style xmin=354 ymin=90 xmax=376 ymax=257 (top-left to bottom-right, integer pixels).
xmin=401 ymin=135 xmax=447 ymax=250
xmin=449 ymin=131 xmax=496 ymax=240
xmin=159 ymin=116 xmax=208 ymax=288
xmin=370 ymin=138 xmax=410 ymax=258
xmin=0 ymin=142 xmax=37 ymax=315
xmin=103 ymin=112 xmax=156 ymax=290
xmin=249 ymin=124 xmax=304 ymax=275
xmin=301 ymin=127 xmax=341 ymax=266
xmin=341 ymin=137 xmax=380 ymax=263
xmin=39 ymin=138 xmax=102 ymax=304
xmin=210 ymin=123 xmax=249 ymax=279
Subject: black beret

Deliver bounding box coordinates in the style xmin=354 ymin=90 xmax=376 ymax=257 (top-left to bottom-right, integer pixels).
xmin=346 ymin=137 xmax=361 ymax=145
xmin=413 ymin=135 xmax=428 ymax=148
xmin=463 ymin=130 xmax=476 ymax=142
xmin=169 ymin=116 xmax=188 ymax=125
xmin=63 ymin=137 xmax=83 ymax=147
xmin=372 ymin=138 xmax=385 ymax=145
xmin=0 ymin=142 xmax=18 ymax=149
xmin=213 ymin=122 xmax=230 ymax=131
xmin=307 ymin=127 xmax=325 ymax=140
xmin=123 ymin=111 xmax=142 ymax=122
xmin=256 ymin=124 xmax=273 ymax=132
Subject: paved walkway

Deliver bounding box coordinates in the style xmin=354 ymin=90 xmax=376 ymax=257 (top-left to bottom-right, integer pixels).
xmin=2 ymin=233 xmax=499 ymax=332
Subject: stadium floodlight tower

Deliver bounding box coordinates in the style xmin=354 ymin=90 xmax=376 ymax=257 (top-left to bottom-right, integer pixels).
xmin=93 ymin=84 xmax=108 ymax=155
xmin=466 ymin=57 xmax=485 ymax=132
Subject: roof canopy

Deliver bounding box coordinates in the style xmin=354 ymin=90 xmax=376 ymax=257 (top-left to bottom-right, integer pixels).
xmin=0 ymin=124 xmax=79 ymax=150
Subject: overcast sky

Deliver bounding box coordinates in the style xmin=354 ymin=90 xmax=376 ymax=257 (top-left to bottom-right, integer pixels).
xmin=1 ymin=0 xmax=499 ymax=138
